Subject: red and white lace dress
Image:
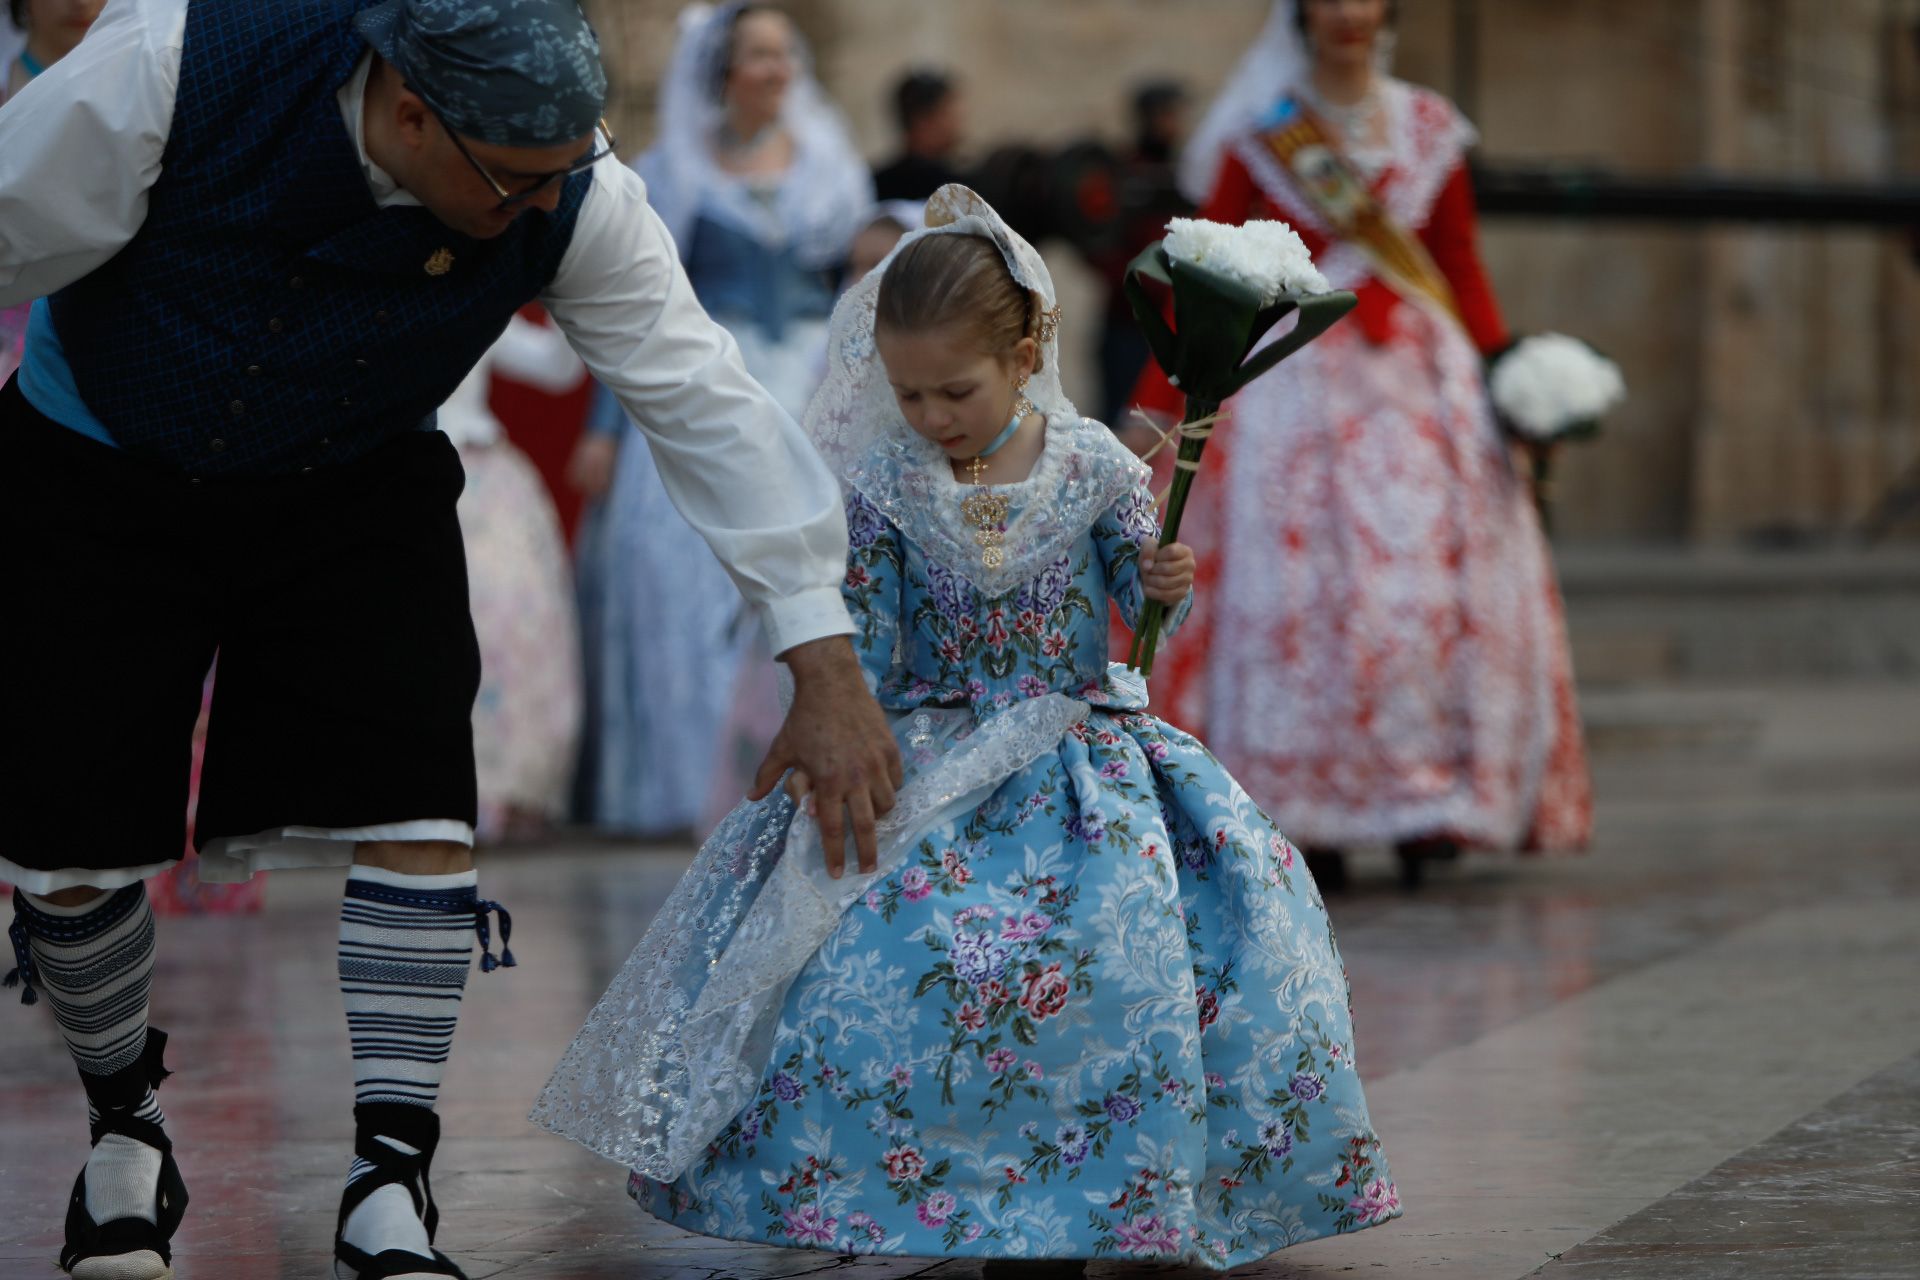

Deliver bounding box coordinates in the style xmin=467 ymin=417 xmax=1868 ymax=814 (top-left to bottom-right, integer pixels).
xmin=1132 ymin=80 xmax=1590 ymax=853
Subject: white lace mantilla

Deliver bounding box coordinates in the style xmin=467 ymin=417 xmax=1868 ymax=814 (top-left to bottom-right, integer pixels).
xmin=531 ymin=691 xmax=1088 ymax=1179
xmin=805 ymin=185 xmax=1146 ymax=597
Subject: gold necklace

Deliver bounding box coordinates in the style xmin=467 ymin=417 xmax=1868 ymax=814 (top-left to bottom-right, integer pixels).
xmin=961 ymin=456 xmax=1011 ymax=570
xmin=959 ymin=413 xmax=1022 ymax=571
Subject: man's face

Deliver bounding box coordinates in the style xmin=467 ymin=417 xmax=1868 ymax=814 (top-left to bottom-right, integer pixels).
xmin=390 ymin=85 xmax=600 ymax=240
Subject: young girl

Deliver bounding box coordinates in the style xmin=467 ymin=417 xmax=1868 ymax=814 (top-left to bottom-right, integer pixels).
xmin=535 ymin=187 xmax=1400 ymax=1270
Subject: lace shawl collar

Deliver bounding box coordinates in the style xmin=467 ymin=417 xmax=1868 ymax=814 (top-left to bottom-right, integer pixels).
xmin=845 ymin=415 xmax=1147 ymax=598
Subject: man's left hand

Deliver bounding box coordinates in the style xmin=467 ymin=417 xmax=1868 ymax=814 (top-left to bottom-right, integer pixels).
xmin=751 ymin=636 xmax=902 ymax=880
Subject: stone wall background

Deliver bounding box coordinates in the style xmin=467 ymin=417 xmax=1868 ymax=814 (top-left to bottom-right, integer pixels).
xmin=586 ymin=0 xmax=1920 ymax=544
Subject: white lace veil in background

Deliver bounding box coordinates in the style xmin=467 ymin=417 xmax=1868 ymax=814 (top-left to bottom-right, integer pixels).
xmin=1179 ymin=1 xmax=1306 ymax=204
xmin=1178 ymin=0 xmax=1399 ymax=204
xmin=637 ymin=2 xmax=873 ymax=269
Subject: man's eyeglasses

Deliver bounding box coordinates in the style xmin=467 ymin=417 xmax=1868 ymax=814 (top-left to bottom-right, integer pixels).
xmin=437 ymin=112 xmax=618 ymax=212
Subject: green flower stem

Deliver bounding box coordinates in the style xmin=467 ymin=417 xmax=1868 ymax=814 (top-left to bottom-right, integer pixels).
xmin=1128 ymin=395 xmax=1220 ymax=677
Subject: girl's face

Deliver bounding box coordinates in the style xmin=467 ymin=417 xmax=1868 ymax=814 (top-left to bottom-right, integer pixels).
xmin=724 ymin=10 xmax=796 ymax=123
xmin=876 ymin=323 xmax=1038 ymax=460
xmin=1300 ymin=0 xmax=1389 ymax=71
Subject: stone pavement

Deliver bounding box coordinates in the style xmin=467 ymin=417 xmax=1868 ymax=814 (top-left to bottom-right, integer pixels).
xmin=3 ymin=680 xmax=1916 ymax=1279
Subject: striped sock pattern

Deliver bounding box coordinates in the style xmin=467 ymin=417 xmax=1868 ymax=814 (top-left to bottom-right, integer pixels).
xmin=16 ymin=886 xmax=170 ymax=1228
xmin=338 ymin=868 xmax=476 ymax=1119
xmin=88 ymin=1091 xmax=168 ymax=1133
xmin=18 ymin=885 xmax=164 ymax=1091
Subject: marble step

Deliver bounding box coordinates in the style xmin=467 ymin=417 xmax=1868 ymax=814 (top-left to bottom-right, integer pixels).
xmin=1556 ymin=547 xmax=1920 ymax=684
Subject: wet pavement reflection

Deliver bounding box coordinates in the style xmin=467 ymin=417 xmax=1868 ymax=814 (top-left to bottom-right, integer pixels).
xmin=4 ymin=684 xmax=1916 ymax=1278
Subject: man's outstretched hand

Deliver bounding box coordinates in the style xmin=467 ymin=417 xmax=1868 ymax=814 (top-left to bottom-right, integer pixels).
xmin=751 ymin=636 xmax=902 ymax=880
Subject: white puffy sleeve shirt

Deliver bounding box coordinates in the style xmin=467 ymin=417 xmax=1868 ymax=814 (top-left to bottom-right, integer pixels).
xmin=0 ymin=0 xmax=853 ymax=657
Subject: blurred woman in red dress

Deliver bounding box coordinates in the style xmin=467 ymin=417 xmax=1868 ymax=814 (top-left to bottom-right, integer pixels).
xmin=1133 ymin=0 xmax=1590 ymax=887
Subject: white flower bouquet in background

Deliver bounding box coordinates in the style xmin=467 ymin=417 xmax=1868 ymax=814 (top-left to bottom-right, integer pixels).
xmin=1487 ymin=332 xmax=1627 ymax=529
xmin=1123 ymin=217 xmax=1355 ymax=675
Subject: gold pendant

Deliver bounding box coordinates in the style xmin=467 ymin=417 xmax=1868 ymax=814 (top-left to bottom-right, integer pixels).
xmin=424 ymin=247 xmax=455 ymax=276
xmin=960 ymin=488 xmax=1009 ymax=529
xmin=961 ymin=486 xmax=1010 ymax=570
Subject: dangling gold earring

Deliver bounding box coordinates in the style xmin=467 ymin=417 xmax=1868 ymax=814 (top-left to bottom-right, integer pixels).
xmin=1013 ymin=371 xmax=1035 ymax=420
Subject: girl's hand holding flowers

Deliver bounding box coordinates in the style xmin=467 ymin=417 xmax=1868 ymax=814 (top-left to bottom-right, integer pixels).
xmin=1139 ymin=537 xmax=1196 ymax=605
xmin=1120 ymin=218 xmax=1354 ymax=673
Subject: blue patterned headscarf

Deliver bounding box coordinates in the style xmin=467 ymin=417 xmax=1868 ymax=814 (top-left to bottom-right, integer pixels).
xmin=355 ymin=0 xmax=609 ymax=148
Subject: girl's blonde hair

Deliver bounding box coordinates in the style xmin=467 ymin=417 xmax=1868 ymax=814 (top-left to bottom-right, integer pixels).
xmin=874 ymin=233 xmax=1046 ymax=372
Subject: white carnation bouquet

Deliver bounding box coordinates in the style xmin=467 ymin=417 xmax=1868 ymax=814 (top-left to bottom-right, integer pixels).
xmin=1123 ymin=217 xmax=1355 ymax=673
xmin=1160 ymin=217 xmax=1332 ymax=304
xmin=1489 ymin=333 xmax=1626 ymax=441
xmin=1486 ymin=332 xmax=1627 ymax=528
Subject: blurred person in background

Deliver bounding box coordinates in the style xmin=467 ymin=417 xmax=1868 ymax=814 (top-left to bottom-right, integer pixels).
xmin=872 ymin=68 xmax=966 ymax=202
xmin=1097 ymin=78 xmax=1193 ymax=437
xmin=698 ymin=198 xmax=920 ymax=835
xmin=441 ymin=315 xmax=588 ymax=844
xmin=2 ymin=0 xmax=97 ymax=97
xmin=845 ymin=200 xmax=920 ymax=285
xmin=571 ymin=1 xmax=871 ymax=837
xmin=1133 ymin=0 xmax=1590 ymax=888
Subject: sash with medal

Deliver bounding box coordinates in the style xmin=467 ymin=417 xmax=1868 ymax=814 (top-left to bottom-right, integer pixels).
xmin=1255 ymin=95 xmax=1464 ymax=328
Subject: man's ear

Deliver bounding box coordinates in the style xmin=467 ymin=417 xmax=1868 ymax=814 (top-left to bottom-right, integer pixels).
xmin=390 ymin=76 xmax=434 ymax=152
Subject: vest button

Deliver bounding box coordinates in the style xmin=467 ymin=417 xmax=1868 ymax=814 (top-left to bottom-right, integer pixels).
xmin=289 ymin=276 xmax=306 ymax=289
xmin=268 ymin=317 xmax=284 ymax=333
xmin=230 ymin=400 xmax=246 ymax=417
xmin=320 ymin=437 xmax=333 ymax=447
xmin=354 ymin=358 xmax=370 ymax=369
xmin=246 ymin=364 xmax=263 ymax=377
xmin=209 ymin=438 xmax=228 ymax=453
xmin=338 ymin=397 xmax=352 ymax=409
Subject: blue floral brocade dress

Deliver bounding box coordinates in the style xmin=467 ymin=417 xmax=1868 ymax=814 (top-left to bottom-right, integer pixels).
xmin=617 ymin=422 xmax=1401 ymax=1267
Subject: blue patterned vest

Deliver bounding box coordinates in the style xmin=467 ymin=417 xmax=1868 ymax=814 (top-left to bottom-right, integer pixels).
xmin=46 ymin=0 xmax=590 ymax=478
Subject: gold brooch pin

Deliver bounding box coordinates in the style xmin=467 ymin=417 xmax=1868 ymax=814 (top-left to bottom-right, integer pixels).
xmin=424 ymin=248 xmax=455 ymax=276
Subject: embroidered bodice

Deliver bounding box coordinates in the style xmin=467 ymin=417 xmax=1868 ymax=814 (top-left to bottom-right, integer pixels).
xmin=842 ymin=453 xmax=1189 ymax=721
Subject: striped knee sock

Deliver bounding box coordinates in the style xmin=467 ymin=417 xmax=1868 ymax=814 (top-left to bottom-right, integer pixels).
xmin=12 ymin=885 xmax=168 ymax=1227
xmin=337 ymin=866 xmax=482 ymax=1262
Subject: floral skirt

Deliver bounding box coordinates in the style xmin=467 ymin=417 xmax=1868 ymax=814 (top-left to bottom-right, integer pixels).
xmin=633 ymin=707 xmax=1399 ymax=1268
xmin=457 ymin=442 xmax=581 ymax=836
